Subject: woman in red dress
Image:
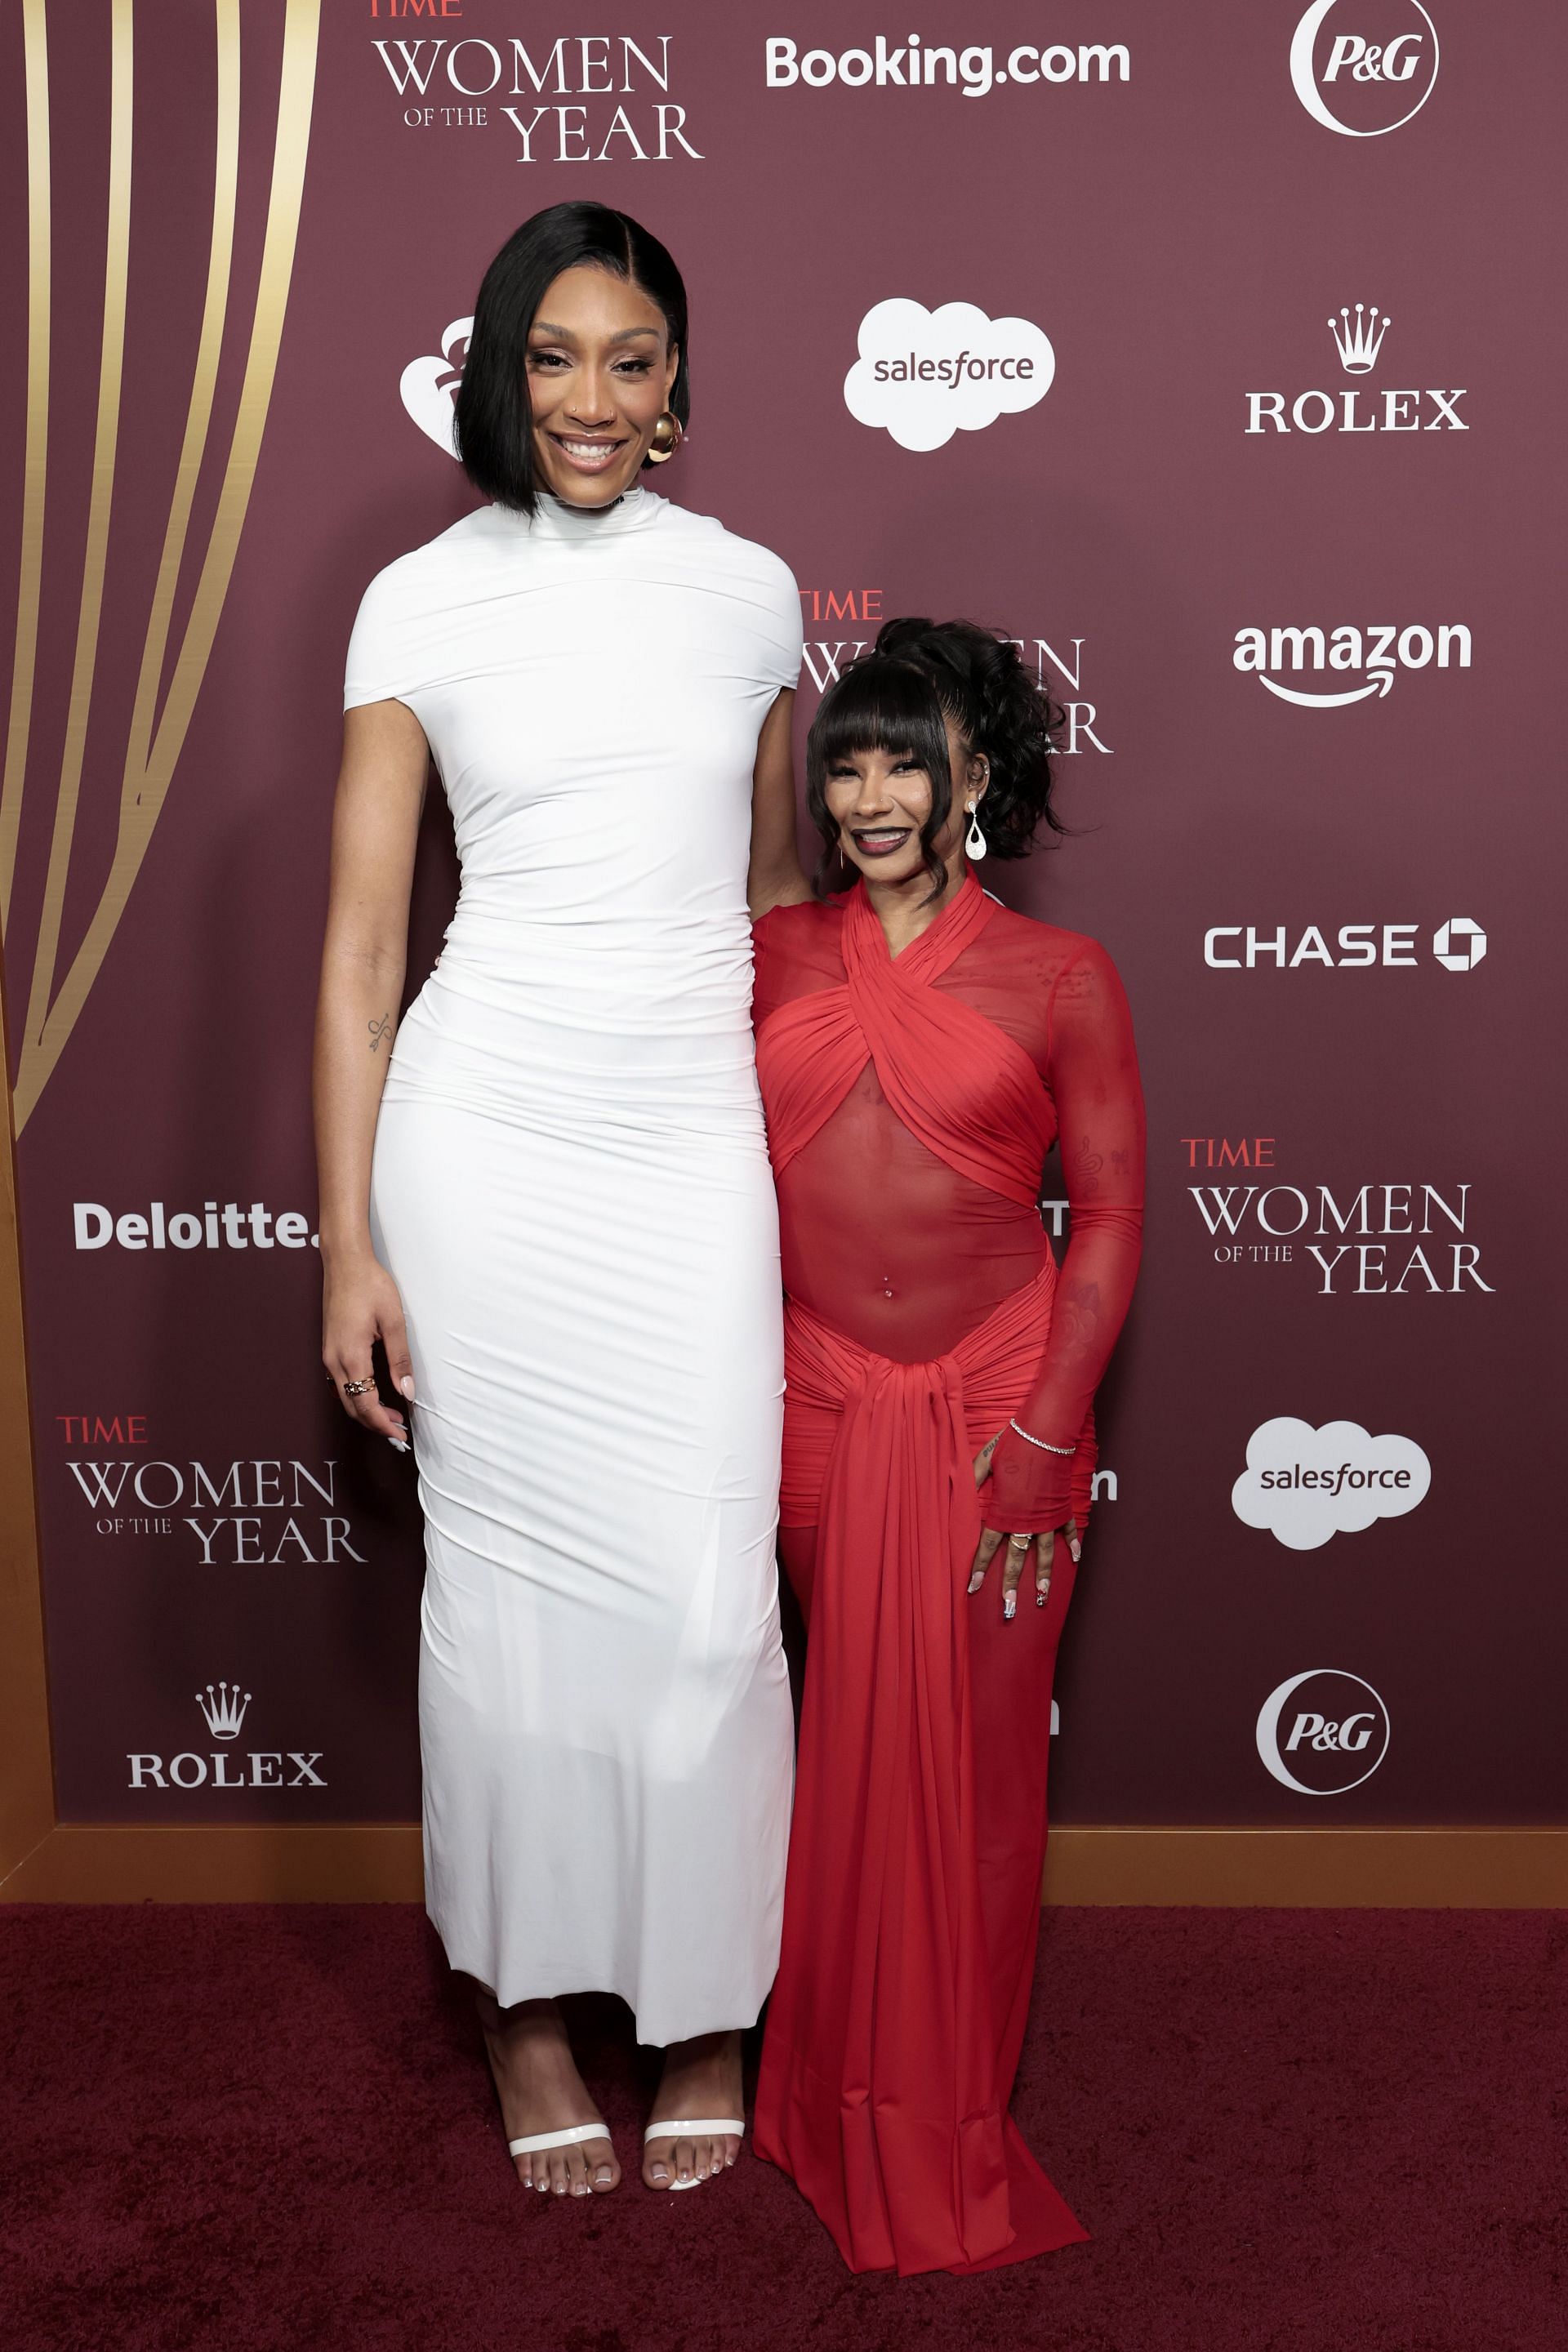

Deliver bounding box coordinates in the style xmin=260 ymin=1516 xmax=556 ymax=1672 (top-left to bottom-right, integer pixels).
xmin=751 ymin=618 xmax=1144 ymax=2274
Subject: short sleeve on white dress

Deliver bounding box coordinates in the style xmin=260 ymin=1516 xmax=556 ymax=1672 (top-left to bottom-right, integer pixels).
xmin=343 ymin=558 xmax=428 ymax=715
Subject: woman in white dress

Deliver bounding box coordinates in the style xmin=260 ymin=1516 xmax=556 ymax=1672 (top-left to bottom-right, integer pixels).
xmin=314 ymin=203 xmax=806 ymax=2201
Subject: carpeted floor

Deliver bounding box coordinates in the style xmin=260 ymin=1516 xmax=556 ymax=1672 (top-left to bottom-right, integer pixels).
xmin=0 ymin=1905 xmax=1561 ymax=2352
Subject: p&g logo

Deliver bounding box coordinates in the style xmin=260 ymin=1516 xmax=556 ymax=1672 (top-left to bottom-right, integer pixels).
xmin=1290 ymin=1 xmax=1439 ymax=137
xmin=1256 ymin=1670 xmax=1391 ymax=1794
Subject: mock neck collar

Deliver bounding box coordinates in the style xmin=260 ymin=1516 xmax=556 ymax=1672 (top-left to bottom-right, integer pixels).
xmin=489 ymin=485 xmax=662 ymax=541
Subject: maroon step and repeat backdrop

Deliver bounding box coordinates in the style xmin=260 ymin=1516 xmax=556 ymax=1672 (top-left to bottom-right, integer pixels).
xmin=2 ymin=2 xmax=1563 ymax=1830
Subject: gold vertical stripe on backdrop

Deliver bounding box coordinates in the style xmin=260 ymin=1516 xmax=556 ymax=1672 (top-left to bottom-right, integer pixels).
xmin=0 ymin=0 xmax=53 ymax=934
xmin=21 ymin=0 xmax=134 ymax=1061
xmin=11 ymin=0 xmax=321 ymax=1134
xmin=123 ymin=0 xmax=239 ymax=799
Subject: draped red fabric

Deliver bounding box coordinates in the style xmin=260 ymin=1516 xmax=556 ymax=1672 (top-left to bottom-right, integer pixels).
xmin=750 ymin=876 xmax=1143 ymax=2275
xmin=760 ymin=871 xmax=1054 ymax=1209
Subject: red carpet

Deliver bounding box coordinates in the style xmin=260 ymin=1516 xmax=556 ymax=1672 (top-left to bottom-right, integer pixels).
xmin=1 ymin=1905 xmax=1561 ymax=2351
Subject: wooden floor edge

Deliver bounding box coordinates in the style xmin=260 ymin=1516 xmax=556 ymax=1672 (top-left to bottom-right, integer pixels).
xmin=0 ymin=1824 xmax=426 ymax=1904
xmin=2 ymin=1821 xmax=1565 ymax=1908
xmin=1041 ymin=1825 xmax=1568 ymax=1908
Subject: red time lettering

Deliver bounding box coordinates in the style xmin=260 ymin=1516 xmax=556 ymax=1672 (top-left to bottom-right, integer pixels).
xmin=1179 ymin=1138 xmax=1276 ymax=1169
xmin=798 ymin=588 xmax=884 ymax=624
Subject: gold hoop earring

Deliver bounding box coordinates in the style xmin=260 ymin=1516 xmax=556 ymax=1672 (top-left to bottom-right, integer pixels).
xmin=646 ymin=411 xmax=684 ymax=464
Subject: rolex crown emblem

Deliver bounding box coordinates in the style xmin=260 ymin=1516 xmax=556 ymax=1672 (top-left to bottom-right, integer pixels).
xmin=1328 ymin=303 xmax=1391 ymax=375
xmin=194 ymin=1682 xmax=252 ymax=1741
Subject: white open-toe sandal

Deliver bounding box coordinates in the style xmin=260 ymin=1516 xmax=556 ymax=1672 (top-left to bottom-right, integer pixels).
xmin=642 ymin=2116 xmax=746 ymax=2189
xmin=507 ymin=2119 xmax=614 ymax=2188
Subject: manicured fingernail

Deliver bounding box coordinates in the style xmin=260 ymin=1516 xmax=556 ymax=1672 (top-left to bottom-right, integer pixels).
xmin=1071 ymin=1542 xmax=1081 ymax=1561
xmin=1004 ymin=1595 xmax=1016 ymax=1621
xmin=399 ymin=1377 xmax=415 ymax=1399
xmin=652 ymin=2164 xmax=667 ymax=2180
xmin=1036 ymin=1592 xmax=1047 ymax=1607
xmin=595 ymin=2168 xmax=612 ymax=2184
xmin=389 ymin=1438 xmax=408 ymax=1454
xmin=967 ymin=1574 xmax=983 ymax=1594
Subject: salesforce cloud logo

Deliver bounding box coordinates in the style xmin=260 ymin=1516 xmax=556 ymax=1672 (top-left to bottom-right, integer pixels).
xmin=844 ymin=298 xmax=1055 ymax=452
xmin=1232 ymin=1416 xmax=1430 ymax=1550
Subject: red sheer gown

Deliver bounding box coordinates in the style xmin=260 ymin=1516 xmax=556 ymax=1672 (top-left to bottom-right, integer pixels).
xmin=750 ymin=873 xmax=1144 ymax=2276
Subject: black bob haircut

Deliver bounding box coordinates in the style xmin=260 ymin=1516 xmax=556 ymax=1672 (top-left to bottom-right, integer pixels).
xmin=804 ymin=618 xmax=1067 ymax=898
xmin=454 ymin=201 xmax=688 ymax=516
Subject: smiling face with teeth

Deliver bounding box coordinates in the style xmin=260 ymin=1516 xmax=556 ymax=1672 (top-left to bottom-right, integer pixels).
xmin=523 ymin=264 xmax=679 ymax=509
xmin=824 ymin=717 xmax=988 ymax=902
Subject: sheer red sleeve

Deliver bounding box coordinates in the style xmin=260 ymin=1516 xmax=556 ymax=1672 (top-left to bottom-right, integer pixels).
xmin=984 ymin=940 xmax=1145 ymax=1530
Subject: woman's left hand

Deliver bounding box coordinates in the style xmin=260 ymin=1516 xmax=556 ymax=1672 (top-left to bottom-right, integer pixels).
xmin=969 ymin=1433 xmax=1080 ymax=1620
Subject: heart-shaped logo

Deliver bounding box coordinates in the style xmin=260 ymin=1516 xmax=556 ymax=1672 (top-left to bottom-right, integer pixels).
xmin=399 ymin=315 xmax=472 ymax=458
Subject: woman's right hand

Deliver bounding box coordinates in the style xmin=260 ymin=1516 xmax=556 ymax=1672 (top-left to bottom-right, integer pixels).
xmin=322 ymin=1250 xmax=414 ymax=1449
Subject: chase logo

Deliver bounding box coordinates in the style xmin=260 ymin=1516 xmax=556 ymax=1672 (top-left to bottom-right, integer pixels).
xmin=1290 ymin=1 xmax=1439 ymax=137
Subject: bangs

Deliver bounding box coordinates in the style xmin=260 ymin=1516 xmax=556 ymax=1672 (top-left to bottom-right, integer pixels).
xmin=805 ymin=658 xmax=953 ymax=798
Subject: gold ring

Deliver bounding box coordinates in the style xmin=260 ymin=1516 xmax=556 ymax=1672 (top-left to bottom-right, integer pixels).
xmin=341 ymin=1375 xmax=375 ymax=1397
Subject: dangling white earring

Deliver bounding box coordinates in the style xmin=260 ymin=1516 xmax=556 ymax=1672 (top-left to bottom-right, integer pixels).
xmin=964 ymin=798 xmax=987 ymax=862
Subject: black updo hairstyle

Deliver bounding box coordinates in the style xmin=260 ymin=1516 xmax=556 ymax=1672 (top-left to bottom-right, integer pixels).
xmin=455 ymin=201 xmax=688 ymax=516
xmin=804 ymin=618 xmax=1066 ymax=899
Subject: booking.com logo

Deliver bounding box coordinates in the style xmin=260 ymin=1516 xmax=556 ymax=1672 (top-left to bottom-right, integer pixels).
xmin=764 ymin=37 xmax=1129 ymax=96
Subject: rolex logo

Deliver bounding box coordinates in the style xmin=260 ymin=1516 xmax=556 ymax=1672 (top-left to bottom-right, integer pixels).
xmin=194 ymin=1682 xmax=252 ymax=1740
xmin=1245 ymin=303 xmax=1466 ymax=436
xmin=127 ymin=1688 xmax=325 ymax=1791
xmin=1328 ymin=302 xmax=1390 ymax=375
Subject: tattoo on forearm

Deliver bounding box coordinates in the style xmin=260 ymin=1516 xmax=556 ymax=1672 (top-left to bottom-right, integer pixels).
xmin=1054 ymin=1277 xmax=1102 ymax=1368
xmin=368 ymin=1013 xmax=393 ymax=1054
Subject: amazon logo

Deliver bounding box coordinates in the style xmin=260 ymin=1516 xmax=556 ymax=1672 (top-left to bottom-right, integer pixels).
xmin=1233 ymin=621 xmax=1471 ymax=708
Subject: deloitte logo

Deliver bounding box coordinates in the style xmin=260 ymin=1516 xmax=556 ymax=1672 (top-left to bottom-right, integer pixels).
xmin=1256 ymin=1670 xmax=1390 ymax=1795
xmin=1290 ymin=2 xmax=1439 ymax=137
xmin=844 ymin=299 xmax=1054 ymax=453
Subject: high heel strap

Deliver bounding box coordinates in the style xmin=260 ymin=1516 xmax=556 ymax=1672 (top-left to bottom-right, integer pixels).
xmin=507 ymin=2119 xmax=612 ymax=2157
xmin=642 ymin=2116 xmax=745 ymax=2141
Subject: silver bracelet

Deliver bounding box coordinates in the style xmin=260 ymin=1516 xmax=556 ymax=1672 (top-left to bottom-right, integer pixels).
xmin=1009 ymin=1418 xmax=1075 ymax=1455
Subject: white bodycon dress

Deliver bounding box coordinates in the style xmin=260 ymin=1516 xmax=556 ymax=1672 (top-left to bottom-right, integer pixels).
xmin=344 ymin=488 xmax=800 ymax=2043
